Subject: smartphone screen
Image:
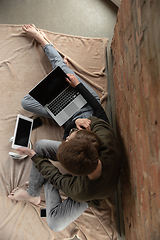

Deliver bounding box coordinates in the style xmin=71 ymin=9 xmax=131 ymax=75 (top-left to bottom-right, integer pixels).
xmin=40 ymin=209 xmax=46 ymax=217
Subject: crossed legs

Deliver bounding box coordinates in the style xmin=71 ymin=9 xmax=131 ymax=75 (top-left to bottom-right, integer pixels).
xmin=8 ymin=139 xmax=88 ymax=232
xmin=8 ymin=25 xmax=92 ymax=231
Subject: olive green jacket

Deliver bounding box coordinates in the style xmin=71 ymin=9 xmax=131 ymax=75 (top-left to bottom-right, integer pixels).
xmin=32 ymin=116 xmax=121 ymax=207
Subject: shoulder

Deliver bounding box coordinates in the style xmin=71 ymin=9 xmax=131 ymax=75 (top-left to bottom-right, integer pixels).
xmin=89 ymin=116 xmax=121 ymax=161
xmin=89 ymin=116 xmax=113 ymax=134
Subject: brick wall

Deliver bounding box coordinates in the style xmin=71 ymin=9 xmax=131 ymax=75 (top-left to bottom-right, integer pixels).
xmin=111 ymin=0 xmax=160 ymax=239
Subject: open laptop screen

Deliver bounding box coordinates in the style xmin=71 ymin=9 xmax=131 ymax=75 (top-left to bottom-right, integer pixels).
xmin=29 ymin=66 xmax=69 ymax=106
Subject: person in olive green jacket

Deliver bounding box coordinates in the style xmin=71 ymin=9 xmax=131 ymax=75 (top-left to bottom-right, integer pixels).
xmin=8 ymin=25 xmax=121 ymax=232
xmin=8 ymin=76 xmax=121 ymax=232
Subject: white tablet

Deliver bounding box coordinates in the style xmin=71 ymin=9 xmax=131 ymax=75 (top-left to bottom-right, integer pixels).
xmin=12 ymin=114 xmax=33 ymax=149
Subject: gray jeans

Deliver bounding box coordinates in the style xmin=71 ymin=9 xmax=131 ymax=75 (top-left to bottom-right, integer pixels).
xmin=21 ymin=44 xmax=100 ymax=125
xmin=27 ymin=139 xmax=88 ymax=232
xmin=25 ymin=44 xmax=98 ymax=231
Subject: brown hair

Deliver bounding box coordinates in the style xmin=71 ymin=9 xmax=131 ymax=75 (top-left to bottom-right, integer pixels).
xmin=74 ymin=129 xmax=101 ymax=151
xmin=57 ymin=138 xmax=99 ymax=176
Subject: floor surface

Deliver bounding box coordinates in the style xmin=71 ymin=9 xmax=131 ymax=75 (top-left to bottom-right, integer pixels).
xmin=0 ymin=0 xmax=117 ymax=42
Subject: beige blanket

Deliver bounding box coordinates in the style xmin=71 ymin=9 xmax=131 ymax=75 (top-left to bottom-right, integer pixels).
xmin=0 ymin=24 xmax=117 ymax=240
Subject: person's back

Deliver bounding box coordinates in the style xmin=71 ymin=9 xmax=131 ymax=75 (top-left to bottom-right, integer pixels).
xmin=55 ymin=118 xmax=121 ymax=207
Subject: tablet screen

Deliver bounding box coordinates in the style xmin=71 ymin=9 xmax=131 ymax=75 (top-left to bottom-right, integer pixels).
xmin=12 ymin=115 xmax=33 ymax=149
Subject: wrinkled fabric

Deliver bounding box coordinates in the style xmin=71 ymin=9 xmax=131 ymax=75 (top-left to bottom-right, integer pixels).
xmin=0 ymin=24 xmax=118 ymax=240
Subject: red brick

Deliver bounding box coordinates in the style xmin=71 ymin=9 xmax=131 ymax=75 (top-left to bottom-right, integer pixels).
xmin=141 ymin=131 xmax=148 ymax=172
xmin=111 ymin=0 xmax=159 ymax=238
xmin=153 ymin=163 xmax=160 ymax=209
xmin=154 ymin=129 xmax=159 ymax=163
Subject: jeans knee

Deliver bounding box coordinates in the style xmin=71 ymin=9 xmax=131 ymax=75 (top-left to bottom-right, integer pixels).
xmin=47 ymin=217 xmax=65 ymax=232
xmin=21 ymin=98 xmax=28 ymax=111
xmin=34 ymin=139 xmax=47 ymax=155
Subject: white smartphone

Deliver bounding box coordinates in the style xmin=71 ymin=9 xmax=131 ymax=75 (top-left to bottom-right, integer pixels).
xmin=12 ymin=114 xmax=33 ymax=149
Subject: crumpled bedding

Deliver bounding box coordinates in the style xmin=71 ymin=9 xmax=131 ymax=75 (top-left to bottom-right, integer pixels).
xmin=0 ymin=24 xmax=118 ymax=240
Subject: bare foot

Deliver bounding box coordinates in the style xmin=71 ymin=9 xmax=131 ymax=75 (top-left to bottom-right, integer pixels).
xmin=23 ymin=25 xmax=42 ymax=41
xmin=8 ymin=187 xmax=41 ymax=205
xmin=64 ymin=56 xmax=70 ymax=68
xmin=22 ymin=24 xmax=49 ymax=48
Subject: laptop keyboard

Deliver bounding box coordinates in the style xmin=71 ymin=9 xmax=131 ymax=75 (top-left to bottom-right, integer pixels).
xmin=47 ymin=86 xmax=80 ymax=116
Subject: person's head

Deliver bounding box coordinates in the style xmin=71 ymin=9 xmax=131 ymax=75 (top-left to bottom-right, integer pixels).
xmin=66 ymin=128 xmax=101 ymax=151
xmin=57 ymin=129 xmax=101 ymax=176
xmin=74 ymin=129 xmax=100 ymax=151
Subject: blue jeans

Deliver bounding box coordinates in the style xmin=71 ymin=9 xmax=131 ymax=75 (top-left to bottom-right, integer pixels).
xmin=27 ymin=139 xmax=88 ymax=232
xmin=21 ymin=44 xmax=100 ymax=126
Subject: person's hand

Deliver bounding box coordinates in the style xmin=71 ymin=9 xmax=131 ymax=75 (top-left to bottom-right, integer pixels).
xmin=16 ymin=147 xmax=36 ymax=158
xmin=75 ymin=118 xmax=91 ymax=130
xmin=66 ymin=74 xmax=80 ymax=88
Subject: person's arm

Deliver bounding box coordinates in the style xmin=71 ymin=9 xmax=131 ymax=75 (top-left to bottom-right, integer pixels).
xmin=76 ymin=83 xmax=109 ymax=122
xmin=16 ymin=147 xmax=85 ymax=199
xmin=63 ymin=75 xmax=109 ymax=139
xmin=63 ymin=117 xmax=91 ymax=140
xmin=31 ymin=154 xmax=85 ymax=199
xmin=66 ymin=74 xmax=109 ymax=122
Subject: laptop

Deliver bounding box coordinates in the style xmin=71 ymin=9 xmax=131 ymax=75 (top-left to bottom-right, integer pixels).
xmin=29 ymin=66 xmax=87 ymax=126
